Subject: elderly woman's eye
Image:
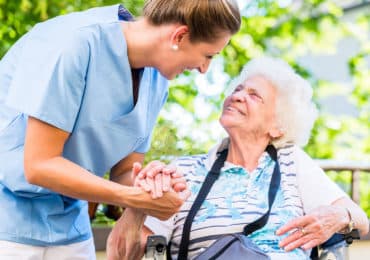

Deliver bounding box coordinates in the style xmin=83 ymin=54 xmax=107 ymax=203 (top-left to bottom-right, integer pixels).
xmin=250 ymin=92 xmax=263 ymax=101
xmin=233 ymin=85 xmax=243 ymax=92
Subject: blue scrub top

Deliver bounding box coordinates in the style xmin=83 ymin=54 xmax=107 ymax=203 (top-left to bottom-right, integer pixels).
xmin=0 ymin=5 xmax=168 ymax=246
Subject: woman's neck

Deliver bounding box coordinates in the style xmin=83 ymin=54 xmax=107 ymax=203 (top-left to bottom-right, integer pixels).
xmin=227 ymin=134 xmax=270 ymax=172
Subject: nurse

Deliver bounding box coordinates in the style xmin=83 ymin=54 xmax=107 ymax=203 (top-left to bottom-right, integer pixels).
xmin=0 ymin=1 xmax=241 ymax=259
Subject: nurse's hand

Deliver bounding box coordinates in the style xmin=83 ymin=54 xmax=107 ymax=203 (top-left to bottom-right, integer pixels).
xmin=127 ymin=186 xmax=186 ymax=220
xmin=132 ymin=161 xmax=189 ymax=199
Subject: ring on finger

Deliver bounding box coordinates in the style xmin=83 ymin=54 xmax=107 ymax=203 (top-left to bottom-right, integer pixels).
xmin=301 ymin=228 xmax=307 ymax=236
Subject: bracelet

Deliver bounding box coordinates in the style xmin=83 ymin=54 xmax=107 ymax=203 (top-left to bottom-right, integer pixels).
xmin=337 ymin=207 xmax=355 ymax=234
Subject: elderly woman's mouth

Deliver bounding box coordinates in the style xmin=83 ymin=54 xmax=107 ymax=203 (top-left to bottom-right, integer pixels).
xmin=226 ymin=106 xmax=246 ymax=115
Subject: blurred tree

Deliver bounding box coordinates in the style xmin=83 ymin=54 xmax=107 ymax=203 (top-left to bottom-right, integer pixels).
xmin=0 ymin=0 xmax=144 ymax=57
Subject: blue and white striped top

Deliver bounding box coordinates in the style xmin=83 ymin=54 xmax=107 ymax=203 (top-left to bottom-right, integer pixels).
xmin=146 ymin=139 xmax=347 ymax=259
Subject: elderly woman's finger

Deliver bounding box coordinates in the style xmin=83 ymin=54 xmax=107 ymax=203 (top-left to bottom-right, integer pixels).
xmin=131 ymin=162 xmax=142 ymax=181
xmin=281 ymin=229 xmax=315 ymax=251
xmin=137 ymin=160 xmax=166 ymax=178
xmin=173 ymin=182 xmax=186 ymax=192
xmin=135 ymin=178 xmax=151 ymax=192
xmin=162 ymin=171 xmax=171 ymax=192
xmin=276 ymin=215 xmax=311 ymax=235
xmin=145 ymin=176 xmax=156 ymax=197
xmin=154 ymin=173 xmax=163 ymax=198
xmin=283 ymin=233 xmax=320 ymax=251
xmin=171 ymin=177 xmax=187 ymax=192
xmin=300 ymin=238 xmax=322 ymax=250
xmin=162 ymin=165 xmax=177 ymax=175
xmin=170 ymin=168 xmax=184 ymax=178
xmin=278 ymin=228 xmax=305 ymax=248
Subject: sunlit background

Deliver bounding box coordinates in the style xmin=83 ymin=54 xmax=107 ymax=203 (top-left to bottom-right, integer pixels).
xmin=0 ymin=0 xmax=369 ymax=221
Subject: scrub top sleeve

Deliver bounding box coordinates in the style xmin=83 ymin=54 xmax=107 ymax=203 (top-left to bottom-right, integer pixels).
xmin=5 ymin=31 xmax=89 ymax=133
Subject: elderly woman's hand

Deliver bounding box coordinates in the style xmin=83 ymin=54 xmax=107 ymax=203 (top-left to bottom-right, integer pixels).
xmin=276 ymin=205 xmax=350 ymax=251
xmin=132 ymin=161 xmax=190 ymax=200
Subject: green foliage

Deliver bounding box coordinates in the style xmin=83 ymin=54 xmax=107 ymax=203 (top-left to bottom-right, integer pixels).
xmin=0 ymin=0 xmax=144 ymax=58
xmin=91 ymin=207 xmax=116 ymax=227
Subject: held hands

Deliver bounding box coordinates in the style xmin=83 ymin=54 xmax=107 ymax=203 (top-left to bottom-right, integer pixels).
xmin=107 ymin=161 xmax=190 ymax=260
xmin=276 ymin=205 xmax=350 ymax=251
xmin=132 ymin=160 xmax=190 ymax=200
xmin=129 ymin=160 xmax=190 ymax=220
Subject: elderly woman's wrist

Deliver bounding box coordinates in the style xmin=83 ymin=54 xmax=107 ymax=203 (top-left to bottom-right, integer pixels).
xmin=337 ymin=207 xmax=355 ymax=234
xmin=124 ymin=207 xmax=147 ymax=226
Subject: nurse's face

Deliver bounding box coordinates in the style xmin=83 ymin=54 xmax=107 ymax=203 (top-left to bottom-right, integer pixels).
xmin=159 ymin=33 xmax=231 ymax=79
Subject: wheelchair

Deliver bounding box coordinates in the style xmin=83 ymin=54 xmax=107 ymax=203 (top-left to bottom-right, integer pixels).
xmin=310 ymin=230 xmax=361 ymax=260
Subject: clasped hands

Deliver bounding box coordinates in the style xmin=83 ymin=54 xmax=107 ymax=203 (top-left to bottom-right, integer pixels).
xmin=106 ymin=161 xmax=190 ymax=260
xmin=132 ymin=160 xmax=190 ymax=200
xmin=129 ymin=160 xmax=191 ymax=221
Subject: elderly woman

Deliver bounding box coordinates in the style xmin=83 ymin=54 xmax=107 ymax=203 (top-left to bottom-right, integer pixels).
xmin=120 ymin=57 xmax=369 ymax=259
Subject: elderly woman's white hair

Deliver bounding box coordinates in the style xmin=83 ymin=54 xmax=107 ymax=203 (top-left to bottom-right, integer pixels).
xmin=228 ymin=56 xmax=318 ymax=148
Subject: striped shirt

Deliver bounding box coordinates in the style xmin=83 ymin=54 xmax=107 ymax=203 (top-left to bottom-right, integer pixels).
xmin=146 ymin=140 xmax=347 ymax=259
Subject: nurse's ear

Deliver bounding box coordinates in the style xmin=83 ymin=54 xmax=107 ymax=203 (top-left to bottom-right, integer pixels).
xmin=169 ymin=25 xmax=189 ymax=50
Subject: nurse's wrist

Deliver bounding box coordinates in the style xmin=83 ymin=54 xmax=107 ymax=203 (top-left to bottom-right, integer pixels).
xmin=116 ymin=185 xmax=147 ymax=209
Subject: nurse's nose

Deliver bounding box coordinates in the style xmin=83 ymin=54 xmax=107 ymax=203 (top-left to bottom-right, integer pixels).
xmin=198 ymin=59 xmax=211 ymax=74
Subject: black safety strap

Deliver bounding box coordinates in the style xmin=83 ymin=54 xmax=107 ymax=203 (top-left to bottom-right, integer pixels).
xmin=243 ymin=145 xmax=281 ymax=235
xmin=177 ymin=149 xmax=228 ymax=260
xmin=177 ymin=145 xmax=280 ymax=260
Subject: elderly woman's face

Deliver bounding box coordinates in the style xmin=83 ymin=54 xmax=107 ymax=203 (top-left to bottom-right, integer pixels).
xmin=220 ymin=75 xmax=279 ymax=139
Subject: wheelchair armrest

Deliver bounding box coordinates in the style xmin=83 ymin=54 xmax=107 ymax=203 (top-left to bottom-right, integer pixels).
xmin=343 ymin=229 xmax=361 ymax=245
xmin=310 ymin=229 xmax=361 ymax=259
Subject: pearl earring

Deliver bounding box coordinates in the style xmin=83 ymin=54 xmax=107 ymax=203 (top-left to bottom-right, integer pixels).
xmin=171 ymin=44 xmax=179 ymax=51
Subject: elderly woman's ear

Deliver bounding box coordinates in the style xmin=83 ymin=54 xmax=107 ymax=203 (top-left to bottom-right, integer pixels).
xmin=269 ymin=126 xmax=284 ymax=140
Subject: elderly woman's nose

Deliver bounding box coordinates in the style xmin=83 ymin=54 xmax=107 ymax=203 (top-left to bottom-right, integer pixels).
xmin=231 ymin=90 xmax=246 ymax=102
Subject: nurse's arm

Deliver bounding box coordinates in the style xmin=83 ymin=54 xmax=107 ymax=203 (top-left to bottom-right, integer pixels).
xmin=24 ymin=116 xmax=183 ymax=220
xmin=110 ymin=152 xmax=145 ymax=186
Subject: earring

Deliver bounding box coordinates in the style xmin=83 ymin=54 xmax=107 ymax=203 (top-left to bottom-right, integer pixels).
xmin=171 ymin=44 xmax=179 ymax=51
